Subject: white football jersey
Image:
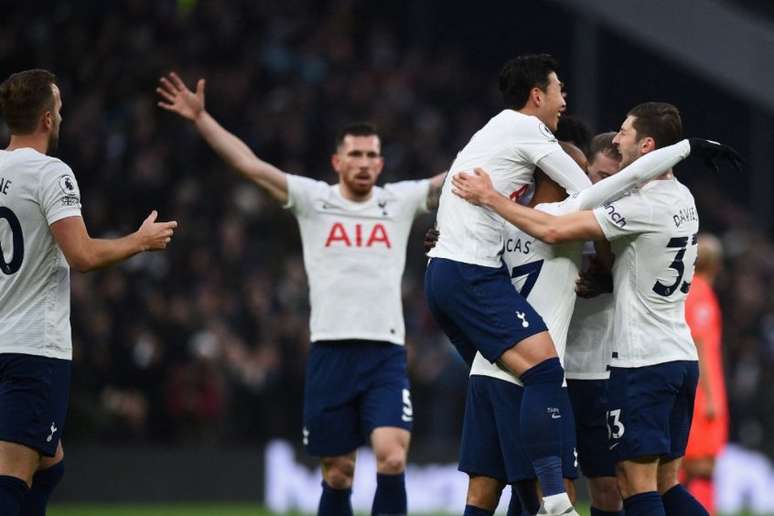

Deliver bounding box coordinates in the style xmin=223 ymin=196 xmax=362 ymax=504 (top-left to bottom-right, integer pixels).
xmin=428 ymin=109 xmax=589 ymax=268
xmin=593 ymin=178 xmax=699 ymax=367
xmin=285 ymin=175 xmax=429 ymax=345
xmin=0 ymin=148 xmax=82 ymax=360
xmin=565 ymin=243 xmax=614 ymax=380
xmin=470 ymin=201 xmax=582 ymax=385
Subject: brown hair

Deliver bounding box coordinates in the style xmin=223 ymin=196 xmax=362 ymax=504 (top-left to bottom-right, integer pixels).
xmin=589 ymin=131 xmax=621 ymax=162
xmin=627 ymin=102 xmax=682 ymax=149
xmin=334 ymin=122 xmax=380 ymax=152
xmin=0 ymin=69 xmax=57 ymax=134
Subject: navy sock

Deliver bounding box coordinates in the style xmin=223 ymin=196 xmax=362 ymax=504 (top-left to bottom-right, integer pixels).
xmin=591 ymin=508 xmax=625 ymax=516
xmin=318 ymin=480 xmax=353 ymax=516
xmin=624 ymin=491 xmax=665 ymax=516
xmin=20 ymin=461 xmax=64 ymax=516
xmin=463 ymin=505 xmax=494 ymax=516
xmin=662 ymin=484 xmax=709 ymax=516
xmin=372 ymin=472 xmax=406 ymax=516
xmin=519 ymin=357 xmax=566 ymax=496
xmin=506 ymin=491 xmax=523 ymax=516
xmin=512 ymin=482 xmax=541 ymax=515
xmin=0 ymin=475 xmax=29 ymax=516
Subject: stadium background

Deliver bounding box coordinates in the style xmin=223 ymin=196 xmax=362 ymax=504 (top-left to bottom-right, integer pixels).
xmin=2 ymin=0 xmax=774 ymax=514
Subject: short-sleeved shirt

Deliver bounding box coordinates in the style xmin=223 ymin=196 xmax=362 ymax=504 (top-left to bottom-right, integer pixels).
xmin=429 ymin=110 xmax=584 ymax=268
xmin=592 ymin=178 xmax=699 ymax=368
xmin=285 ymin=175 xmax=429 ymax=345
xmin=470 ymin=200 xmax=582 ymax=385
xmin=565 ymin=242 xmax=614 ymax=380
xmin=0 ymin=148 xmax=82 ymax=360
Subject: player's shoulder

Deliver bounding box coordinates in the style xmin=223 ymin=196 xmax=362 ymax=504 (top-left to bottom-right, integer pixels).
xmin=2 ymin=148 xmax=69 ymax=171
xmin=381 ymin=178 xmax=429 ymax=196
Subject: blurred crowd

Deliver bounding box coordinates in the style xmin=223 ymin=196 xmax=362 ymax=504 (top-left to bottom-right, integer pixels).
xmin=2 ymin=0 xmax=774 ymax=459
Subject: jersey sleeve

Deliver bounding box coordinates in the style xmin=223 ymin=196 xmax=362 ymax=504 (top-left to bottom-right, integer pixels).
xmin=572 ymin=140 xmax=691 ymax=211
xmin=284 ymin=174 xmax=327 ymax=217
xmin=39 ymin=161 xmax=82 ymax=225
xmin=535 ymin=148 xmax=593 ymax=194
xmin=385 ymin=179 xmax=431 ymax=218
xmin=592 ymin=192 xmax=657 ymax=241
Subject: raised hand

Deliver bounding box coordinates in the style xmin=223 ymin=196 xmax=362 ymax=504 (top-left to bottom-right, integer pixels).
xmin=136 ymin=210 xmax=178 ymax=251
xmin=156 ymin=72 xmax=205 ymax=121
xmin=688 ymin=138 xmax=744 ymax=173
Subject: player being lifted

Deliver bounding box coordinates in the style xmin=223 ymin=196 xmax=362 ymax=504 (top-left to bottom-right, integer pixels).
xmin=0 ymin=69 xmax=177 ymax=516
xmin=451 ymin=102 xmax=741 ymax=516
xmin=426 ymin=53 xmax=593 ymax=516
xmin=157 ymin=72 xmax=444 ymax=516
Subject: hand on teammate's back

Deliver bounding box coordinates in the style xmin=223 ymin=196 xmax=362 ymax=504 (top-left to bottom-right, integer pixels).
xmin=451 ymin=168 xmax=497 ymax=206
xmin=156 ymin=72 xmax=205 ymax=121
xmin=687 ymin=138 xmax=744 ymax=173
xmin=424 ymin=227 xmax=439 ymax=255
xmin=135 ymin=210 xmax=178 ymax=251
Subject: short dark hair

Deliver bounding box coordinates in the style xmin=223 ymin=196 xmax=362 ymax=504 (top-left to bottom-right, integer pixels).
xmin=589 ymin=131 xmax=621 ymax=162
xmin=555 ymin=115 xmax=592 ymax=156
xmin=0 ymin=69 xmax=57 ymax=135
xmin=627 ymin=102 xmax=682 ymax=149
xmin=498 ymin=54 xmax=559 ymax=110
xmin=334 ymin=122 xmax=380 ymax=151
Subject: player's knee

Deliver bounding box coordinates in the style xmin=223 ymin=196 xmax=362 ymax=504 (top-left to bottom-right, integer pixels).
xmin=466 ymin=476 xmax=503 ymax=510
xmin=375 ymin=448 xmax=406 ymax=475
xmin=589 ymin=477 xmax=623 ymax=511
xmin=321 ymin=457 xmax=355 ymax=489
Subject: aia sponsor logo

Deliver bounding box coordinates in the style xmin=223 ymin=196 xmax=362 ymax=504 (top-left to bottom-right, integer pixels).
xmin=324 ymin=222 xmax=392 ymax=248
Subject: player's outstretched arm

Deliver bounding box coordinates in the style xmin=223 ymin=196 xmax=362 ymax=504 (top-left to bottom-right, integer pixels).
xmin=51 ymin=210 xmax=177 ymax=272
xmin=156 ymin=72 xmax=289 ymax=203
xmin=452 ymin=168 xmax=604 ymax=244
xmin=426 ymin=172 xmax=447 ymax=210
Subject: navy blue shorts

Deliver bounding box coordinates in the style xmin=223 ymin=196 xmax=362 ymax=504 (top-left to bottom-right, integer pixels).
xmin=567 ymin=379 xmax=616 ymax=478
xmin=303 ymin=340 xmax=412 ymax=457
xmin=425 ymin=258 xmax=548 ymax=365
xmin=606 ymin=361 xmax=698 ymax=462
xmin=458 ymin=375 xmax=578 ymax=483
xmin=0 ymin=353 xmax=71 ymax=457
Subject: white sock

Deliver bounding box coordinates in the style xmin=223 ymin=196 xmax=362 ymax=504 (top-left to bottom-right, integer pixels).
xmin=542 ymin=492 xmax=572 ymax=513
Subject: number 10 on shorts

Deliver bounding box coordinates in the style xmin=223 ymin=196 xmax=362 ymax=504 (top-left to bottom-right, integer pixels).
xmin=606 ymin=408 xmax=625 ymax=440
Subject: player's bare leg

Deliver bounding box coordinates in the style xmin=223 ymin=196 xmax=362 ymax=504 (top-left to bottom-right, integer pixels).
xmin=0 ymin=441 xmax=40 ymax=516
xmin=20 ymin=441 xmax=65 ymax=516
xmin=318 ymin=452 xmax=356 ymax=516
xmin=465 ymin=475 xmax=504 ymax=514
xmin=320 ymin=452 xmax=356 ymax=490
xmin=0 ymin=442 xmax=40 ymax=488
xmin=587 ymin=476 xmax=623 ymax=513
xmin=658 ymin=457 xmax=709 ymax=516
xmin=497 ymin=331 xmax=558 ymax=377
xmin=370 ymin=427 xmax=409 ymax=516
xmin=615 ymin=457 xmax=666 ymax=515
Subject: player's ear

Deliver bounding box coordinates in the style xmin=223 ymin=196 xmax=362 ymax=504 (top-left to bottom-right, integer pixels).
xmin=373 ymin=156 xmax=385 ymax=177
xmin=640 ymin=136 xmax=657 ymax=154
xmin=41 ymin=110 xmax=53 ymax=131
xmin=331 ymin=153 xmax=342 ymax=173
xmin=530 ymin=87 xmax=543 ymax=107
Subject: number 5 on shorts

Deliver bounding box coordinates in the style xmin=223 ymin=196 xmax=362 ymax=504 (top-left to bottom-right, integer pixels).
xmin=606 ymin=408 xmax=625 ymax=440
xmin=401 ymin=389 xmax=413 ymax=423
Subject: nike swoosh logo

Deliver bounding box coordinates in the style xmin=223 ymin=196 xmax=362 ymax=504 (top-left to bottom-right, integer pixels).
xmin=609 ymin=442 xmax=620 ymax=450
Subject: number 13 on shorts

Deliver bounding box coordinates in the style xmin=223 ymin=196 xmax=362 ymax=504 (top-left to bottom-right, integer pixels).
xmin=606 ymin=408 xmax=625 ymax=443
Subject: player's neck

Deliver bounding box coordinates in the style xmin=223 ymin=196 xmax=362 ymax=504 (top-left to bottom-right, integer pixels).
xmin=6 ymin=134 xmax=49 ymax=155
xmin=655 ymin=169 xmax=674 ymax=180
xmin=337 ymin=183 xmax=373 ymax=203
